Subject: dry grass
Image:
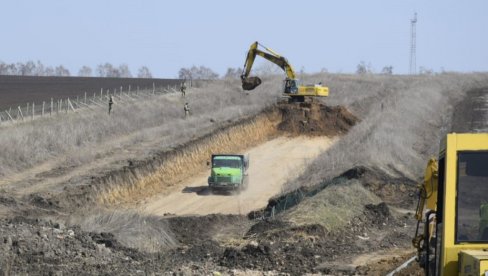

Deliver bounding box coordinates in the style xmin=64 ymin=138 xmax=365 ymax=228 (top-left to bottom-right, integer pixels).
xmin=70 ymin=210 xmax=177 ymax=253
xmin=0 ymin=79 xmax=281 ymax=177
xmin=285 ymin=73 xmax=488 ymax=191
xmin=283 ymin=180 xmax=380 ymax=230
xmin=98 ymin=110 xmax=281 ymax=204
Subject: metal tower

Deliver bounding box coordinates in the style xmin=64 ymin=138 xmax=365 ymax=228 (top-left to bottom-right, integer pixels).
xmin=409 ymin=12 xmax=417 ymax=74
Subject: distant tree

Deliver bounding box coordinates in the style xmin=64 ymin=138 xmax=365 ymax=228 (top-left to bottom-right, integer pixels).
xmin=356 ymin=61 xmax=372 ymax=75
xmin=178 ymin=67 xmax=192 ymax=79
xmin=0 ymin=61 xmax=11 ymax=75
xmin=320 ymin=67 xmax=328 ymax=73
xmin=96 ymin=63 xmax=133 ymax=78
xmin=117 ymin=64 xmax=132 ymax=78
xmin=97 ymin=63 xmax=116 ymax=77
xmin=55 ymin=65 xmax=70 ymax=76
xmin=254 ymin=62 xmax=281 ymax=76
xmin=137 ymin=66 xmax=152 ymax=78
xmin=223 ymin=67 xmax=241 ymax=79
xmin=78 ymin=66 xmax=93 ymax=77
xmin=381 ymin=66 xmax=393 ymax=75
xmin=44 ymin=66 xmax=55 ymax=76
xmin=178 ymin=65 xmax=219 ymax=80
xmin=34 ymin=60 xmax=45 ymax=76
xmin=16 ymin=62 xmax=28 ymax=76
xmin=419 ymin=66 xmax=433 ymax=75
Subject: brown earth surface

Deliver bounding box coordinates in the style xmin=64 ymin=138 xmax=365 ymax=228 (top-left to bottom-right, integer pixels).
xmin=0 ymin=100 xmax=423 ymax=275
xmin=139 ymin=136 xmax=336 ymax=216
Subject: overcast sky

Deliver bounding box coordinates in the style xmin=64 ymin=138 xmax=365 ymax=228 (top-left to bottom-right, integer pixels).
xmin=1 ymin=0 xmax=487 ymax=77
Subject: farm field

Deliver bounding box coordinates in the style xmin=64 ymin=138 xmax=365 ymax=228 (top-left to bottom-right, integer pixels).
xmin=0 ymin=75 xmax=183 ymax=110
xmin=0 ymin=73 xmax=487 ymax=275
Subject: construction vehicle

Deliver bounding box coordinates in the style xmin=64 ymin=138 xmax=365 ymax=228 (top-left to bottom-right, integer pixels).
xmin=413 ymin=133 xmax=488 ymax=275
xmin=207 ymin=154 xmax=249 ymax=193
xmin=240 ymin=41 xmax=329 ymax=103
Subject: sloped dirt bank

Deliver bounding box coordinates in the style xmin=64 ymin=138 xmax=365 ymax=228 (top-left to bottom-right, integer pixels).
xmin=277 ymin=102 xmax=358 ymax=136
xmin=0 ymin=103 xmax=361 ymax=275
xmin=249 ymin=166 xmax=416 ymax=220
xmin=82 ymin=102 xmax=358 ymax=210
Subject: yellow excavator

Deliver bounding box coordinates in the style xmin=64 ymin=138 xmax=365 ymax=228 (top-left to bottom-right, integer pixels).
xmin=240 ymin=41 xmax=329 ymax=103
xmin=413 ymin=133 xmax=488 ymax=275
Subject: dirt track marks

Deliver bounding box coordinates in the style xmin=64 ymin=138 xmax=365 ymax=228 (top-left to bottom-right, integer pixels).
xmin=140 ymin=136 xmax=335 ymax=216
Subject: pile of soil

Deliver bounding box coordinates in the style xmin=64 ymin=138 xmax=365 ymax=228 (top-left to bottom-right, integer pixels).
xmin=0 ymin=217 xmax=149 ymax=275
xmin=249 ymin=166 xmax=417 ymax=220
xmin=165 ymin=214 xmax=247 ymax=244
xmin=277 ymin=102 xmax=358 ymax=136
xmin=220 ymin=206 xmax=413 ymax=274
xmin=364 ymin=202 xmax=391 ymax=226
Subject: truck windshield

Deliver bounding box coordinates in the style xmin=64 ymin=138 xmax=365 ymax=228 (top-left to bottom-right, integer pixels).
xmin=212 ymin=159 xmax=241 ymax=168
xmin=456 ymin=151 xmax=488 ymax=242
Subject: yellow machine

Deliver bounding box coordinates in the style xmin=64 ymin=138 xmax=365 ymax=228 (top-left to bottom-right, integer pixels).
xmin=240 ymin=41 xmax=329 ymax=102
xmin=413 ymin=133 xmax=488 ymax=275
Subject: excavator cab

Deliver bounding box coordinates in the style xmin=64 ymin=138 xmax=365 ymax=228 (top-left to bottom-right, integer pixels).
xmin=283 ymin=78 xmax=299 ymax=94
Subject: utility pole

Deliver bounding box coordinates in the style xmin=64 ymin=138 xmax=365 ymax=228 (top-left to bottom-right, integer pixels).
xmin=409 ymin=12 xmax=417 ymax=75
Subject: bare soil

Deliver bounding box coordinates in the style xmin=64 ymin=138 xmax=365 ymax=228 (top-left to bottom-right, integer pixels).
xmin=139 ymin=136 xmax=335 ymax=216
xmin=0 ymin=100 xmax=420 ymax=275
xmin=277 ymin=102 xmax=358 ymax=136
xmin=0 ymin=75 xmax=182 ymax=110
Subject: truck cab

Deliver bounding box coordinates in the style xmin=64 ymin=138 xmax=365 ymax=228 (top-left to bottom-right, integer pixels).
xmin=207 ymin=154 xmax=249 ymax=193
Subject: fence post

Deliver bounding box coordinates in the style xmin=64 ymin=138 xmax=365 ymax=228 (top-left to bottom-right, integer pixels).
xmin=100 ymin=88 xmax=103 ymax=101
xmin=32 ymin=102 xmax=35 ymax=120
xmin=58 ymin=99 xmax=62 ymax=114
xmin=17 ymin=106 xmax=24 ymax=120
xmin=128 ymin=85 xmax=131 ymax=95
xmin=26 ymin=103 xmax=29 ymax=115
xmin=152 ymin=82 xmax=155 ymax=94
xmin=42 ymin=101 xmax=45 ymax=116
xmin=5 ymin=110 xmax=13 ymax=121
xmin=84 ymin=92 xmax=87 ymax=104
xmin=67 ymin=98 xmax=75 ymax=112
xmin=50 ymin=98 xmax=53 ymax=116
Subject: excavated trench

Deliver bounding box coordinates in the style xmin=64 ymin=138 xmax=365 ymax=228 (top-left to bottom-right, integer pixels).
xmin=85 ymin=102 xmax=358 ymax=211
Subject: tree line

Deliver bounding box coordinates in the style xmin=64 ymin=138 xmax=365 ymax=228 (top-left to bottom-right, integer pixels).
xmin=0 ymin=61 xmax=153 ymax=78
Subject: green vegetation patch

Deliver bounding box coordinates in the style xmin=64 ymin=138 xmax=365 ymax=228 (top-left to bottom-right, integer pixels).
xmin=283 ymin=180 xmax=380 ymax=231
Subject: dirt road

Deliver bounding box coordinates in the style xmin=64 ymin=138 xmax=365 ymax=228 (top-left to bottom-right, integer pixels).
xmin=140 ymin=136 xmax=335 ymax=216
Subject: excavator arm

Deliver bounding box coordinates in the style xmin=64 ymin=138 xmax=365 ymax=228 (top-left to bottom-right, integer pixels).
xmin=241 ymin=41 xmax=296 ymax=90
xmin=412 ymin=157 xmax=438 ymax=270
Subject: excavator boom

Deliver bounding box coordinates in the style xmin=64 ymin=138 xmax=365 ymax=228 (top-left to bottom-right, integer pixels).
xmin=241 ymin=42 xmax=296 ymax=91
xmin=240 ymin=41 xmax=328 ymax=102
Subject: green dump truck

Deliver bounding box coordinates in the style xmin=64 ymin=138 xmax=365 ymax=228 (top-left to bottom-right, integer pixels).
xmin=207 ymin=154 xmax=249 ymax=192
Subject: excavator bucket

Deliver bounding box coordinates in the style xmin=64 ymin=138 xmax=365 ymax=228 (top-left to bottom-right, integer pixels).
xmin=241 ymin=76 xmax=262 ymax=91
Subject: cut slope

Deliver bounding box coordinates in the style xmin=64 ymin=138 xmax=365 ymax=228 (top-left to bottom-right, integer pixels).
xmin=140 ymin=136 xmax=335 ymax=216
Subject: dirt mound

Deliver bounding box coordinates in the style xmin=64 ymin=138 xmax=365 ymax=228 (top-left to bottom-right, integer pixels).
xmin=249 ymin=166 xmax=415 ymax=220
xmin=0 ymin=217 xmax=152 ymax=275
xmin=165 ymin=214 xmax=246 ymax=244
xmin=277 ymin=102 xmax=358 ymax=136
xmin=364 ymin=202 xmax=391 ymax=225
